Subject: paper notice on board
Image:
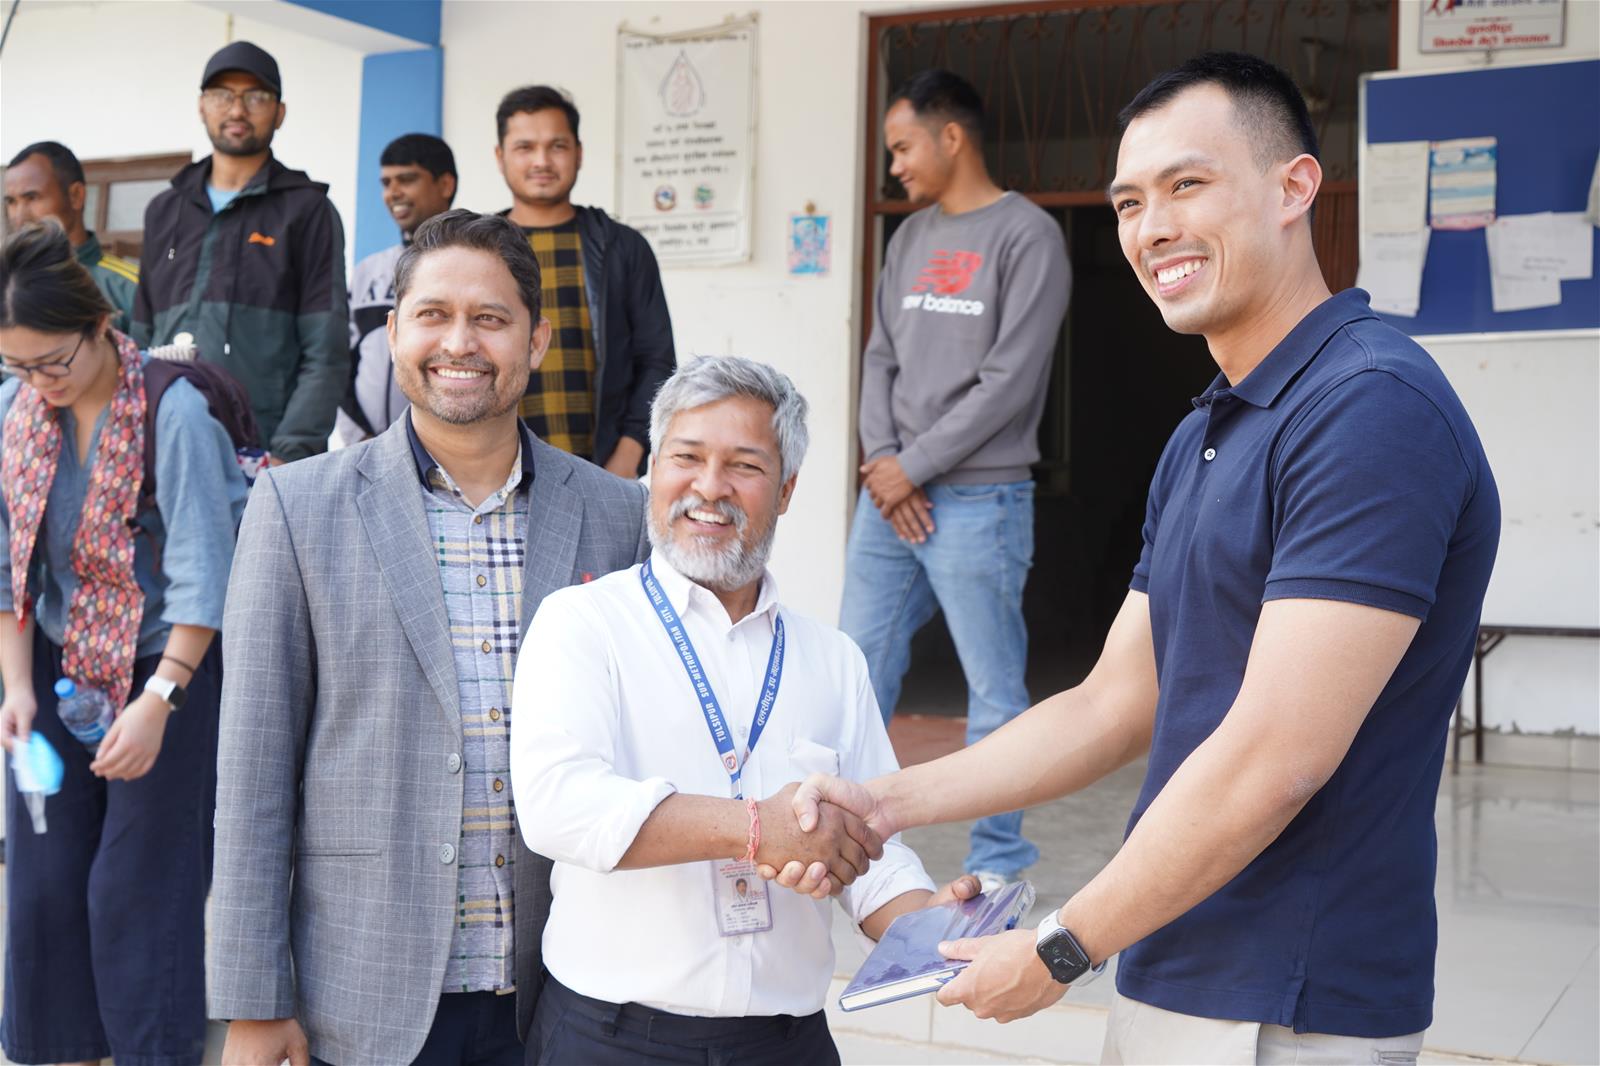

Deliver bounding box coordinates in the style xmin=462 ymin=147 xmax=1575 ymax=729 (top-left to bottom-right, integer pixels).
xmin=1363 ymin=141 xmax=1430 ymax=234
xmin=1485 ymin=224 xmax=1560 ymax=311
xmin=1492 ymin=213 xmax=1594 ymax=281
xmin=1588 ymin=154 xmax=1600 ymax=226
xmin=1430 ymin=137 xmax=1497 ymax=230
xmin=1356 ymin=229 xmax=1430 ymax=317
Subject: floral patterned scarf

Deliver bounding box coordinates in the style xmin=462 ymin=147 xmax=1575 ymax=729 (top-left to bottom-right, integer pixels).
xmin=3 ymin=329 xmax=147 ymax=703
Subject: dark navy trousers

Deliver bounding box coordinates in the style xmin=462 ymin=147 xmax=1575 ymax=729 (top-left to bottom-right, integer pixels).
xmin=2 ymin=632 xmax=220 ymax=1066
xmin=531 ymin=976 xmax=840 ymax=1066
xmin=311 ymin=992 xmax=522 ymax=1066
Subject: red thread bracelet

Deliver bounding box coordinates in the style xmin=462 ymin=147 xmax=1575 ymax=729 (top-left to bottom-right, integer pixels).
xmin=742 ymin=797 xmax=761 ymax=863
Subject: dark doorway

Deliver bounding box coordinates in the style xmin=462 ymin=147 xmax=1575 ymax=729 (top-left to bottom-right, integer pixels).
xmin=893 ymin=203 xmax=1212 ymax=715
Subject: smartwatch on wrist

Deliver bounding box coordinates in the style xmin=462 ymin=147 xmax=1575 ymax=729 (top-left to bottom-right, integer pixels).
xmin=1034 ymin=908 xmax=1094 ymax=985
xmin=143 ymin=674 xmax=188 ymax=711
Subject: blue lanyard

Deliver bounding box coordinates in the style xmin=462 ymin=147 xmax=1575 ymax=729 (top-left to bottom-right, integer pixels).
xmin=641 ymin=559 xmax=784 ymax=800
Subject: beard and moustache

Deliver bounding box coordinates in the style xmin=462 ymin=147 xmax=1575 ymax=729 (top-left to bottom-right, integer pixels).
xmin=648 ymin=493 xmax=776 ymax=593
xmin=397 ymin=354 xmax=523 ymax=425
xmin=208 ymin=122 xmax=274 ymax=158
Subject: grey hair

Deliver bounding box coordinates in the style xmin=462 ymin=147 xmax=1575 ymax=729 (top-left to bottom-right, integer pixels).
xmin=649 ymin=356 xmax=810 ymax=480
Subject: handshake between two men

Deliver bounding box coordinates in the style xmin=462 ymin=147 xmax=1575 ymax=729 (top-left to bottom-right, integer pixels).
xmin=755 ymin=772 xmax=1086 ymax=1026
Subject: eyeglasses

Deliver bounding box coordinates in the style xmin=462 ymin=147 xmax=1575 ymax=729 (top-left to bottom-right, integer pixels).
xmin=0 ymin=333 xmax=86 ymax=382
xmin=201 ymin=87 xmax=278 ymax=112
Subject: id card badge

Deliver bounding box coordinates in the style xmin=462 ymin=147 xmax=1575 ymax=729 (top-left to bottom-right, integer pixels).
xmin=711 ymin=859 xmax=773 ymax=936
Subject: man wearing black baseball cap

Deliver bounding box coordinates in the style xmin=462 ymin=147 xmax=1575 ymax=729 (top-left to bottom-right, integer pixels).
xmin=132 ymin=40 xmax=349 ymax=463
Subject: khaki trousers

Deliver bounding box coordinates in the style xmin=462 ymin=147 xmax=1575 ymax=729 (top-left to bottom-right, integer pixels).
xmin=1101 ymin=991 xmax=1426 ymax=1065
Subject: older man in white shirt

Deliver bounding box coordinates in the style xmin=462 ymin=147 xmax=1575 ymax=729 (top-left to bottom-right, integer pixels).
xmin=511 ymin=356 xmax=974 ymax=1065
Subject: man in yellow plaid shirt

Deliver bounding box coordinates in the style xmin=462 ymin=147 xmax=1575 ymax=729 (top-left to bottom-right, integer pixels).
xmin=495 ymin=86 xmax=676 ymax=477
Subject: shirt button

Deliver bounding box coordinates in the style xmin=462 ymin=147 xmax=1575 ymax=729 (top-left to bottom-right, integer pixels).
xmin=495 ymin=854 xmax=506 ymax=868
xmin=446 ymin=753 xmax=462 ymax=773
xmin=474 ymin=514 xmax=483 ymax=525
xmin=493 ymin=778 xmax=505 ymax=793
xmin=476 ymin=574 xmax=487 ymax=588
xmin=439 ymin=844 xmax=456 ymax=864
xmin=1203 ymin=447 xmax=1217 ymax=462
xmin=481 ymin=640 xmax=492 ymax=654
xmin=488 ymin=707 xmax=501 ymax=721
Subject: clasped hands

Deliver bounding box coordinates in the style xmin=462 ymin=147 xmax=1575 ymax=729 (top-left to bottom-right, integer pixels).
xmin=758 ymin=774 xmax=1074 ymax=1024
xmin=861 ymin=456 xmax=935 ymax=545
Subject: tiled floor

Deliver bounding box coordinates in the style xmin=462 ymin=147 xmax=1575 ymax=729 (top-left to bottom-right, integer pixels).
xmin=2 ymin=718 xmax=1594 ymax=1065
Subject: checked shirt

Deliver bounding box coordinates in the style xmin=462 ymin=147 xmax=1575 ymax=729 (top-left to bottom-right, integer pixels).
xmin=518 ymin=219 xmax=597 ymax=459
xmin=423 ymin=453 xmax=528 ymax=993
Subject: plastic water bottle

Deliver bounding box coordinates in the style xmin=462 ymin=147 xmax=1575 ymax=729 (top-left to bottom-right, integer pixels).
xmin=11 ymin=733 xmax=64 ymax=834
xmin=54 ymin=678 xmax=115 ymax=751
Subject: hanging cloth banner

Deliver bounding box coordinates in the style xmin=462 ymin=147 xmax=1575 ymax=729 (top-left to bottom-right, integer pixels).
xmin=616 ymin=15 xmax=757 ymax=266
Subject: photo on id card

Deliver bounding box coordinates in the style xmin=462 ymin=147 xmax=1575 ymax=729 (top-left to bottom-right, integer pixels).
xmin=712 ymin=859 xmax=773 ymax=936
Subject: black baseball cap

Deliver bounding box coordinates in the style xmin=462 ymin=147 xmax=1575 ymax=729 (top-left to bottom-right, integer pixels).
xmin=201 ymin=41 xmax=282 ymax=97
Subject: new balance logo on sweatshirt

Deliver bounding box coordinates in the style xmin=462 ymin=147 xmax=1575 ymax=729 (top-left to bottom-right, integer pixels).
xmin=902 ymin=250 xmax=988 ymax=314
xmin=860 ymin=191 xmax=1072 ymax=488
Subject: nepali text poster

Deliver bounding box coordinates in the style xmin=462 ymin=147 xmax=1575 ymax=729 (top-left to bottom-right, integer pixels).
xmin=617 ymin=17 xmax=756 ymax=266
xmin=1420 ymin=0 xmax=1564 ymax=54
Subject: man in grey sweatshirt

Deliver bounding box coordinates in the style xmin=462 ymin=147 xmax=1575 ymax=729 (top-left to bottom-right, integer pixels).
xmin=841 ymin=70 xmax=1071 ymax=888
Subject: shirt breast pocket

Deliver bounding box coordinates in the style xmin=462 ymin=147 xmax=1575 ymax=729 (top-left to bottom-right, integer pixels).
xmin=787 ymin=738 xmax=841 ymax=777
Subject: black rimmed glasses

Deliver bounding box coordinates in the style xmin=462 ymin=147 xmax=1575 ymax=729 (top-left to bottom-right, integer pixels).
xmin=0 ymin=333 xmax=87 ymax=382
xmin=201 ymin=87 xmax=278 ymax=112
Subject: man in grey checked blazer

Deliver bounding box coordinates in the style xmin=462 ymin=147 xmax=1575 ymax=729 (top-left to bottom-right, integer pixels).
xmin=209 ymin=211 xmax=650 ymax=1066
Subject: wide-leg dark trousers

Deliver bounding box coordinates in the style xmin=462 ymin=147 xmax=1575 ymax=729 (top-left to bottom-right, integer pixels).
xmin=2 ymin=632 xmax=220 ymax=1066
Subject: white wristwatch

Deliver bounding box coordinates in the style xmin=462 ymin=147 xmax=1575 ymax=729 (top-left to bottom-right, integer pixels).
xmin=143 ymin=674 xmax=188 ymax=711
xmin=1035 ymin=908 xmax=1107 ymax=986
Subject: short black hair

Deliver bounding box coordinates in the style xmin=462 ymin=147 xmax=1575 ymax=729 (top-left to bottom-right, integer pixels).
xmin=380 ymin=133 xmax=458 ymax=204
xmin=496 ymin=85 xmax=580 ymax=145
xmin=1 ymin=221 xmax=113 ymax=338
xmin=888 ymin=69 xmax=985 ymax=144
xmin=1118 ymin=51 xmax=1318 ymax=169
xmin=393 ymin=209 xmax=542 ymax=323
xmin=6 ymin=141 xmax=85 ymax=194
xmin=381 ymin=133 xmax=457 ymax=181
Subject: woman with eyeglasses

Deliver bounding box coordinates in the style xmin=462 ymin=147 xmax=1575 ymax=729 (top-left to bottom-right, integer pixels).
xmin=0 ymin=222 xmax=246 ymax=1066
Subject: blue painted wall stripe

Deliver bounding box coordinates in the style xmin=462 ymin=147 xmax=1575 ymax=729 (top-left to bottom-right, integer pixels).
xmin=354 ymin=47 xmax=444 ymax=263
xmin=286 ymin=0 xmax=440 ymax=46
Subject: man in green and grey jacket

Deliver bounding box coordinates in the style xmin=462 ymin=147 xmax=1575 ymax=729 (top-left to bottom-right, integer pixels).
xmin=4 ymin=141 xmax=140 ymax=332
xmin=132 ymin=40 xmax=348 ymax=463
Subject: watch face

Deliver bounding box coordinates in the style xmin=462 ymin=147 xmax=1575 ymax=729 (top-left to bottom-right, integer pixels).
xmin=1039 ymin=928 xmax=1092 ymax=984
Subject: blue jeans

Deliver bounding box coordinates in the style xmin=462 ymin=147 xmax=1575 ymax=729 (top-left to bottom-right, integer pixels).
xmin=839 ymin=481 xmax=1039 ymax=877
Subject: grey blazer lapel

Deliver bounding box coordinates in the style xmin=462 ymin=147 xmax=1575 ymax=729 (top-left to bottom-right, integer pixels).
xmin=521 ymin=437 xmax=582 ymax=631
xmin=356 ymin=426 xmax=461 ymax=724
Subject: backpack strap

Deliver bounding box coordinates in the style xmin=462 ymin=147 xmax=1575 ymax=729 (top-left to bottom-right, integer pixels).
xmin=138 ymin=358 xmax=181 ymax=515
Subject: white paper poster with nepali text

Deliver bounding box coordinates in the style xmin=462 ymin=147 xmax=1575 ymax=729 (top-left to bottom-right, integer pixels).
xmin=617 ymin=17 xmax=756 ymax=266
xmin=1420 ymin=0 xmax=1564 ymax=54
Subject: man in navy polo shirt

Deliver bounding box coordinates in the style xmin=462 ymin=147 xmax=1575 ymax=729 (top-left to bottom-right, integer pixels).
xmin=777 ymin=52 xmax=1498 ymax=1063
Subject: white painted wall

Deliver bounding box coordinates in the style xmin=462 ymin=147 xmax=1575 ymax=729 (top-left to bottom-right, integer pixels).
xmin=441 ymin=0 xmax=944 ymax=624
xmin=0 ymin=0 xmax=364 ymax=269
xmin=1432 ymin=337 xmax=1600 ymax=734
xmin=1392 ymin=0 xmax=1600 ymax=736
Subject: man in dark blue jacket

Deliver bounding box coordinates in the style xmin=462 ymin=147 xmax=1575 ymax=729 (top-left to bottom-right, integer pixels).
xmin=495 ymin=85 xmax=675 ymax=477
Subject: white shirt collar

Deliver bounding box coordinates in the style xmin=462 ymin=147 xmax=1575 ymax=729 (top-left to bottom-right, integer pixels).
xmin=647 ymin=549 xmax=780 ymax=631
